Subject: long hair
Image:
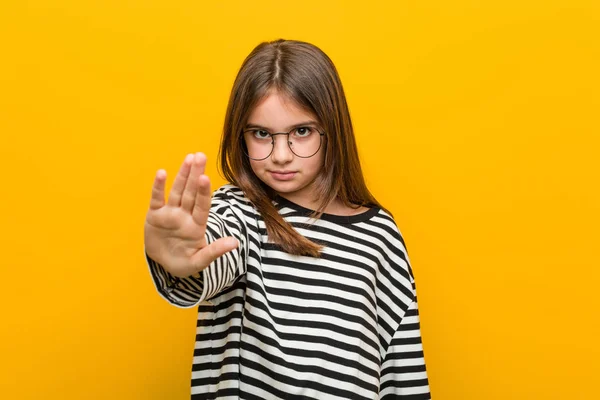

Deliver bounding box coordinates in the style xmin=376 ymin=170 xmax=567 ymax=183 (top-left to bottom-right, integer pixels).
xmin=218 ymin=39 xmax=387 ymax=257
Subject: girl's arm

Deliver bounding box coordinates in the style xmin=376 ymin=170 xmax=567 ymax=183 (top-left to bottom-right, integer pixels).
xmin=379 ymin=296 xmax=431 ymax=399
xmin=146 ymin=186 xmax=249 ymax=308
xmin=143 ymin=152 xmax=251 ymax=308
xmin=375 ymin=216 xmax=431 ymax=397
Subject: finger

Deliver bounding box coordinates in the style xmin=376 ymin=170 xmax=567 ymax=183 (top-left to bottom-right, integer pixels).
xmin=181 ymin=152 xmax=206 ymax=213
xmin=190 ymin=237 xmax=239 ymax=273
xmin=149 ymin=169 xmax=167 ymax=210
xmin=167 ymin=153 xmax=194 ymax=207
xmin=192 ymin=174 xmax=212 ymax=226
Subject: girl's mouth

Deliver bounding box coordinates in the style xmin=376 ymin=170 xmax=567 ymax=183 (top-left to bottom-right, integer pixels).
xmin=270 ymin=171 xmax=297 ymax=181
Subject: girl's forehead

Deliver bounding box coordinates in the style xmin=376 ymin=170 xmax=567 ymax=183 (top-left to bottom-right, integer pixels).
xmin=246 ymin=91 xmax=319 ymax=129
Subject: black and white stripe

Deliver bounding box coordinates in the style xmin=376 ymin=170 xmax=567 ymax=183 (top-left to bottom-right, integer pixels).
xmin=147 ymin=184 xmax=431 ymax=399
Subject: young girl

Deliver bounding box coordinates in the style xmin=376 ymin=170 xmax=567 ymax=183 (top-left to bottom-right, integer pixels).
xmin=144 ymin=39 xmax=430 ymax=399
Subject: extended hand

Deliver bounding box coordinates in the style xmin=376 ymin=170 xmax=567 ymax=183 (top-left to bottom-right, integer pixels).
xmin=144 ymin=153 xmax=239 ymax=278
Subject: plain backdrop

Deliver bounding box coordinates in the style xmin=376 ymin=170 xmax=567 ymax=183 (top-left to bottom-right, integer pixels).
xmin=1 ymin=1 xmax=599 ymax=399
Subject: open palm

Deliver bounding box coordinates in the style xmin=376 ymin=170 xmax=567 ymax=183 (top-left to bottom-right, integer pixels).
xmin=144 ymin=152 xmax=238 ymax=278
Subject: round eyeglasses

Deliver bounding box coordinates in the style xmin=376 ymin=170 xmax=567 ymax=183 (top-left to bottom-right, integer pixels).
xmin=241 ymin=126 xmax=325 ymax=161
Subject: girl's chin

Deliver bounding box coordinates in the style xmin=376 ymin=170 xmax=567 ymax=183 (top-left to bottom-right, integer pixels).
xmin=268 ymin=181 xmax=300 ymax=192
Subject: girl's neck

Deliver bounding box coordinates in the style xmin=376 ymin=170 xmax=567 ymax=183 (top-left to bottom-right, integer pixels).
xmin=277 ymin=193 xmax=369 ymax=217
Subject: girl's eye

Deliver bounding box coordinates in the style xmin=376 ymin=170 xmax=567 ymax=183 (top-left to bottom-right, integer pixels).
xmin=253 ymin=130 xmax=271 ymax=139
xmin=294 ymin=127 xmax=313 ymax=137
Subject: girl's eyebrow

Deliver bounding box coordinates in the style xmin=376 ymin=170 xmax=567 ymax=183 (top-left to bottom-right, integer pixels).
xmin=245 ymin=120 xmax=319 ymax=131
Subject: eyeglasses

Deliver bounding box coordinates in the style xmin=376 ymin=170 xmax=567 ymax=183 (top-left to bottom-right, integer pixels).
xmin=241 ymin=126 xmax=325 ymax=160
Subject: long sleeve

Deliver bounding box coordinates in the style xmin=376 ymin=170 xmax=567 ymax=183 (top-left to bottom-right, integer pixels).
xmin=373 ymin=212 xmax=431 ymax=398
xmin=379 ymin=296 xmax=431 ymax=399
xmin=146 ymin=185 xmax=252 ymax=308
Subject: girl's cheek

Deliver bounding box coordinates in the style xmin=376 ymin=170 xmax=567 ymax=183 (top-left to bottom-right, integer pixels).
xmin=248 ymin=160 xmax=261 ymax=174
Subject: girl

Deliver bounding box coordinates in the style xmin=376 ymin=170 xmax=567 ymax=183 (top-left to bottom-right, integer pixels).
xmin=144 ymin=39 xmax=431 ymax=399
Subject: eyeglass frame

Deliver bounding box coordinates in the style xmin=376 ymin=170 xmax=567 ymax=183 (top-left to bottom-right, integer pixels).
xmin=240 ymin=126 xmax=326 ymax=161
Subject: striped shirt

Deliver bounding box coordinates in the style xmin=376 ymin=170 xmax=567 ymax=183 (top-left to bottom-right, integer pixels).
xmin=147 ymin=184 xmax=431 ymax=399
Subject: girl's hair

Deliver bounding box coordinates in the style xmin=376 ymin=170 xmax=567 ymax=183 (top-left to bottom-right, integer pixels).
xmin=218 ymin=39 xmax=387 ymax=257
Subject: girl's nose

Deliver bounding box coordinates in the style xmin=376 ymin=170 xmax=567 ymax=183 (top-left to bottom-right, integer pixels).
xmin=270 ymin=135 xmax=294 ymax=164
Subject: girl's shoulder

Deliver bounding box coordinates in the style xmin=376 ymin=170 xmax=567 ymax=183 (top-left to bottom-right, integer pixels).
xmin=211 ymin=183 xmax=258 ymax=214
xmin=212 ymin=184 xmax=407 ymax=247
xmin=212 ymin=183 xmax=246 ymax=200
xmin=275 ymin=196 xmax=406 ymax=247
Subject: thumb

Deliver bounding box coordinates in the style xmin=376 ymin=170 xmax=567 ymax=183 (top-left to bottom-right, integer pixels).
xmin=190 ymin=237 xmax=239 ymax=273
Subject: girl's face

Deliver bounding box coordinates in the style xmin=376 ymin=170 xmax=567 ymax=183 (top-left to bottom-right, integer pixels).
xmin=245 ymin=90 xmax=325 ymax=208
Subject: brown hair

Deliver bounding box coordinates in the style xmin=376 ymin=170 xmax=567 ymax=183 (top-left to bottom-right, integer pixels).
xmin=218 ymin=39 xmax=387 ymax=257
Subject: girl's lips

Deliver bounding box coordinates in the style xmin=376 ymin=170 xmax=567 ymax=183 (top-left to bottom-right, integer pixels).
xmin=270 ymin=171 xmax=297 ymax=181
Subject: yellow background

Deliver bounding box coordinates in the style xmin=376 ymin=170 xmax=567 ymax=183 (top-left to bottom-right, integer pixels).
xmin=1 ymin=1 xmax=599 ymax=399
